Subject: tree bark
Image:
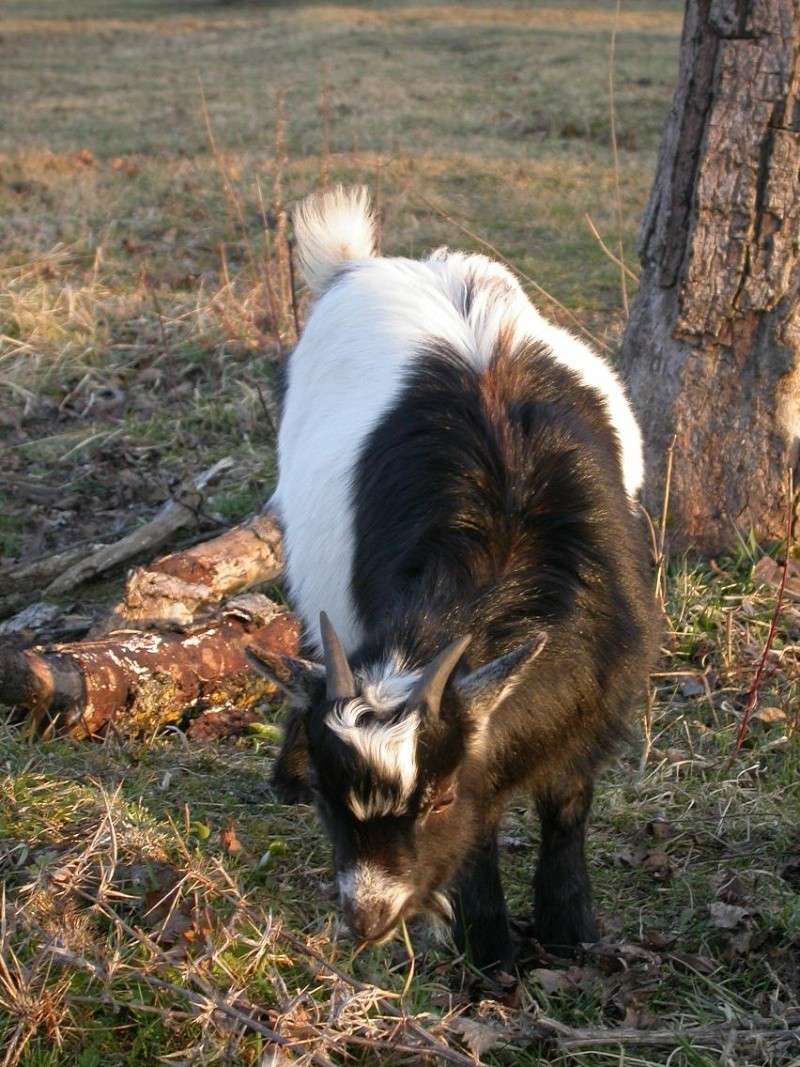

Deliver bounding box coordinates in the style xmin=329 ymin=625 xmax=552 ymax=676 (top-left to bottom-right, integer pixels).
xmin=620 ymin=0 xmax=800 ymax=554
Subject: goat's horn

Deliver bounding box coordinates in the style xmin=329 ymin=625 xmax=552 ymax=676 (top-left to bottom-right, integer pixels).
xmin=320 ymin=612 xmax=356 ymax=701
xmin=408 ymin=634 xmax=472 ymax=717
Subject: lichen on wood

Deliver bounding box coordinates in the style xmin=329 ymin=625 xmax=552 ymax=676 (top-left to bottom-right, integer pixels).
xmin=1 ymin=595 xmax=300 ymax=740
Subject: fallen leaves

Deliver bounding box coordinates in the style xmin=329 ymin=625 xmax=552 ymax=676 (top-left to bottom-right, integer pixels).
xmin=527 ymin=939 xmax=665 ymax=1032
xmin=752 ymin=554 xmax=800 ymax=600
xmin=615 ymin=837 xmax=675 ymax=881
xmin=136 ymin=863 xmax=214 ymax=948
xmin=708 ymin=901 xmax=751 ymax=929
xmin=219 ymin=820 xmax=243 ymax=856
xmin=186 ymin=706 xmax=263 ymax=740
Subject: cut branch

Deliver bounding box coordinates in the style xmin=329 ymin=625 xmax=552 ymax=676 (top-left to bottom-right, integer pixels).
xmin=0 ymin=541 xmax=108 ymax=600
xmin=1 ymin=595 xmax=299 ymax=738
xmin=106 ymin=509 xmax=284 ymax=631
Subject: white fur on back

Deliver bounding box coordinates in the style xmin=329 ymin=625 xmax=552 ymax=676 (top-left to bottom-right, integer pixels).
xmin=274 ymin=190 xmax=644 ymax=658
xmin=293 ymin=185 xmax=376 ymax=295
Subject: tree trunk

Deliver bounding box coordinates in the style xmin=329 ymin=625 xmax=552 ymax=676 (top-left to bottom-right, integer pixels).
xmin=619 ymin=0 xmax=800 ymax=555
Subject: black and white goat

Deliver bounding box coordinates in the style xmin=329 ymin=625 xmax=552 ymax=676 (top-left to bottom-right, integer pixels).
xmin=248 ymin=186 xmax=657 ymax=971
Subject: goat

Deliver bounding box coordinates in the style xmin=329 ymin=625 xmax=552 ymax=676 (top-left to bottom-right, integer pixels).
xmin=248 ymin=186 xmax=657 ymax=972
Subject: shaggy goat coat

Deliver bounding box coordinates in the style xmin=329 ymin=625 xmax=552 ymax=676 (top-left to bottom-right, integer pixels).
xmin=266 ymin=186 xmax=655 ymax=965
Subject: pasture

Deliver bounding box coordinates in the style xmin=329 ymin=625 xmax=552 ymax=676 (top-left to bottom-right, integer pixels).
xmin=1 ymin=2 xmax=798 ymax=1065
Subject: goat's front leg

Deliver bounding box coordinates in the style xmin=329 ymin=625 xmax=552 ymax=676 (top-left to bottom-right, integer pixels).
xmin=270 ymin=707 xmax=313 ymax=804
xmin=451 ymin=831 xmax=514 ymax=973
xmin=533 ymin=780 xmax=598 ymax=953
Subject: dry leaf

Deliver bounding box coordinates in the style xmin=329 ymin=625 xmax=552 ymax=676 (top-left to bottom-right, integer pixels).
xmin=724 ymin=927 xmax=755 ymax=957
xmin=708 ymin=902 xmax=750 ymax=929
xmin=451 ymin=1017 xmax=508 ymax=1056
xmin=669 ymin=951 xmax=717 ymax=975
xmin=587 ymin=940 xmax=659 ymax=974
xmin=532 ymin=967 xmax=572 ymax=994
xmin=646 ymin=817 xmax=673 ymax=841
xmin=752 ymin=554 xmax=800 ymax=600
xmin=642 ymin=850 xmax=673 ymax=880
xmin=713 ymin=870 xmax=748 ymax=905
xmin=615 ymin=844 xmax=648 ymax=867
xmin=679 ymin=677 xmax=704 ymax=698
xmin=220 ymin=820 xmax=243 ymax=855
xmin=641 ymin=929 xmax=675 ymax=951
xmin=665 ymin=747 xmax=689 ymax=763
xmin=753 ymin=706 xmax=788 ymax=724
xmin=187 ymin=706 xmax=261 ymax=740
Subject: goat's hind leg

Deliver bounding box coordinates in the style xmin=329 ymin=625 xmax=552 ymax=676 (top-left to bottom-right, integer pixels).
xmin=533 ymin=779 xmax=598 ymax=953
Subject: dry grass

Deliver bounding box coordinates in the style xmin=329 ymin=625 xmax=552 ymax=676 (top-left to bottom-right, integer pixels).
xmin=2 ymin=2 xmax=799 ymax=1064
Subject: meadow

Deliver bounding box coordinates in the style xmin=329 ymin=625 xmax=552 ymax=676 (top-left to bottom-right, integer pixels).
xmin=1 ymin=2 xmax=799 ymax=1065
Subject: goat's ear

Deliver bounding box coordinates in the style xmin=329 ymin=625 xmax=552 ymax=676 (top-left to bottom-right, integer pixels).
xmin=245 ymin=646 xmax=325 ymax=708
xmin=455 ymin=633 xmax=548 ymax=719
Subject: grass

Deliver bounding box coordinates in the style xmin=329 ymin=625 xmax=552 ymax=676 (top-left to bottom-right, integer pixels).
xmin=1 ymin=1 xmax=799 ymax=1064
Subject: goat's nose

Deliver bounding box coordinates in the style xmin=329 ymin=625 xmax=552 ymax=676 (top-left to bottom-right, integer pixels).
xmin=344 ymin=899 xmax=397 ymax=943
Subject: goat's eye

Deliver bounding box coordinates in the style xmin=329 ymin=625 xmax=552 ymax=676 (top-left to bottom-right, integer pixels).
xmin=431 ymin=791 xmax=455 ymax=814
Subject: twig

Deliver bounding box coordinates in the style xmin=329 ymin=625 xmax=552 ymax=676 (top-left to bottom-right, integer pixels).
xmin=318 ymin=64 xmax=332 ymax=192
xmin=287 ymin=236 xmax=301 ymax=342
xmin=733 ymin=468 xmax=795 ymax=754
xmin=415 ymin=192 xmax=613 ymax=355
xmin=146 ymin=275 xmax=170 ymax=355
xmin=43 ymin=458 xmax=234 ymax=597
xmin=41 ymin=944 xmax=336 ymax=1067
xmin=0 ymin=540 xmax=106 ymax=600
xmin=607 ymin=0 xmax=629 ymax=316
xmin=255 ymin=176 xmax=286 ymax=357
xmin=274 ymin=927 xmax=477 ymax=1067
xmin=254 ymin=380 xmax=278 ymax=441
xmin=531 ymin=1012 xmax=800 ymax=1052
xmin=638 ymin=684 xmax=656 ymax=775
xmin=654 ymin=434 xmax=676 ymax=608
xmin=584 ymin=214 xmax=639 ymax=284
xmin=399 ymin=918 xmax=416 ymax=1000
xmin=198 ymin=80 xmax=261 ymax=293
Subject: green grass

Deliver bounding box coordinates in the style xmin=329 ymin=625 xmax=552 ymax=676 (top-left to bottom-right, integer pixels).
xmin=2 ymin=1 xmax=799 ymax=1064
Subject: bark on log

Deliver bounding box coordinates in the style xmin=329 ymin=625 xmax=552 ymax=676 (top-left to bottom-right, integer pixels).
xmin=619 ymin=0 xmax=800 ymax=554
xmin=105 ymin=511 xmax=284 ymax=631
xmin=0 ymin=594 xmax=299 ymax=738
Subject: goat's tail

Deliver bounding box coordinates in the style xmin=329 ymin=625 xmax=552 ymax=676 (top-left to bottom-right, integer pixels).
xmin=292 ymin=185 xmax=376 ymax=296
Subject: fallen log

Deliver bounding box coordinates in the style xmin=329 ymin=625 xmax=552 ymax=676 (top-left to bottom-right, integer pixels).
xmin=0 ymin=594 xmax=299 ymax=739
xmin=105 ymin=509 xmax=284 ymax=631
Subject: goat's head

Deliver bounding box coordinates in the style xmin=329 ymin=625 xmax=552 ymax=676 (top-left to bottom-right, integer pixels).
xmin=247 ymin=613 xmax=546 ymax=944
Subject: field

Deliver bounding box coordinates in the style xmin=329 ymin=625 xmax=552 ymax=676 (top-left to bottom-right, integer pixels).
xmin=1 ymin=2 xmax=799 ymax=1065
